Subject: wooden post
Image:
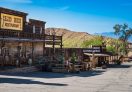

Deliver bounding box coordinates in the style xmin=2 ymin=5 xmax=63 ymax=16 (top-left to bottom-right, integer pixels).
xmin=17 ymin=42 xmax=21 ymax=67
xmin=1 ymin=31 xmax=5 ymax=66
xmin=92 ymin=51 xmax=96 ymax=68
xmin=1 ymin=40 xmax=5 ymax=66
xmin=60 ymin=36 xmax=63 ymax=55
xmin=43 ymin=34 xmax=45 ymax=57
xmin=53 ymin=35 xmax=55 ymax=61
xmin=24 ymin=43 xmax=27 ymax=59
xmin=60 ymin=36 xmax=63 ymax=49
xmin=18 ymin=32 xmax=21 ymax=67
xmin=1 ymin=40 xmax=5 ymax=55
xmin=31 ymin=42 xmax=34 ymax=63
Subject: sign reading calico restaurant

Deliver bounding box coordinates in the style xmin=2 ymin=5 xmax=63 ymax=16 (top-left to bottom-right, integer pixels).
xmin=0 ymin=13 xmax=23 ymax=31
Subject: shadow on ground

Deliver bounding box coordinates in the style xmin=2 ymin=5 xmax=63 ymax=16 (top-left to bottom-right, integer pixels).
xmin=0 ymin=77 xmax=68 ymax=86
xmin=0 ymin=70 xmax=105 ymax=79
xmin=108 ymin=64 xmax=132 ymax=68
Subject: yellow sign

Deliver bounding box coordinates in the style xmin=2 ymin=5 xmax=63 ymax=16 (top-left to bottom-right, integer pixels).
xmin=0 ymin=13 xmax=23 ymax=31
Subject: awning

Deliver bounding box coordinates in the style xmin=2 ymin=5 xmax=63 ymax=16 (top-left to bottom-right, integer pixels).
xmin=84 ymin=53 xmax=110 ymax=57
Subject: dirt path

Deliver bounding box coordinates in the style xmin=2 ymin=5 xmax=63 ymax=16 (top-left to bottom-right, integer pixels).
xmin=0 ymin=62 xmax=132 ymax=92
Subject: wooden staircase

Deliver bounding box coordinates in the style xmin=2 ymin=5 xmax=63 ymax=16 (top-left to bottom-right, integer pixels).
xmin=52 ymin=63 xmax=83 ymax=73
xmin=52 ymin=64 xmax=69 ymax=73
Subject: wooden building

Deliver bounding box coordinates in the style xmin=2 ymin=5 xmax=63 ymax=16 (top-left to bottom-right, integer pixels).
xmin=0 ymin=7 xmax=62 ymax=67
xmin=83 ymin=45 xmax=108 ymax=67
xmin=61 ymin=45 xmax=116 ymax=67
xmin=0 ymin=7 xmax=119 ymax=72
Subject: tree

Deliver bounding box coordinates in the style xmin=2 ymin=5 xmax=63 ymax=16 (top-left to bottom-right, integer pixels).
xmin=113 ymin=24 xmax=132 ymax=55
xmin=82 ymin=36 xmax=103 ymax=48
xmin=106 ymin=46 xmax=116 ymax=54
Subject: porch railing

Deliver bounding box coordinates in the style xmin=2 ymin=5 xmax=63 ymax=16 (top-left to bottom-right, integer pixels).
xmin=0 ymin=30 xmax=62 ymax=41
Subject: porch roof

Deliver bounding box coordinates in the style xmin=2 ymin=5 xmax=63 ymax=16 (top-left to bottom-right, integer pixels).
xmin=84 ymin=53 xmax=110 ymax=57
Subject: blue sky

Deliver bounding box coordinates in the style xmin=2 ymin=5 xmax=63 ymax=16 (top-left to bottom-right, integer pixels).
xmin=1 ymin=0 xmax=132 ymax=34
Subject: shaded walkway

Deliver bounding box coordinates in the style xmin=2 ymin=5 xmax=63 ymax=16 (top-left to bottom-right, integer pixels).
xmin=0 ymin=69 xmax=105 ymax=79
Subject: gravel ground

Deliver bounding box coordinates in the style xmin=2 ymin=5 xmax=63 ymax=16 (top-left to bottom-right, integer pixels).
xmin=0 ymin=62 xmax=132 ymax=92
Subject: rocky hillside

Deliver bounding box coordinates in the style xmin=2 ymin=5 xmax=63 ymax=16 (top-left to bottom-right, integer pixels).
xmin=45 ymin=28 xmax=114 ymax=48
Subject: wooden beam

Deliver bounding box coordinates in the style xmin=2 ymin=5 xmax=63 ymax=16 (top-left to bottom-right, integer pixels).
xmin=31 ymin=42 xmax=34 ymax=63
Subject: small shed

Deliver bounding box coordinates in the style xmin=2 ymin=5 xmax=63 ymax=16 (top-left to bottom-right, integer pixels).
xmin=83 ymin=45 xmax=111 ymax=67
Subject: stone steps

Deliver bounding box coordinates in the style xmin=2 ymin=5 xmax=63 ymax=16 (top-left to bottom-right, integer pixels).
xmin=52 ymin=64 xmax=69 ymax=73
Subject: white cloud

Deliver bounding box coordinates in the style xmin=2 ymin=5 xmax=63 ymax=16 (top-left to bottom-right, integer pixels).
xmin=0 ymin=0 xmax=32 ymax=3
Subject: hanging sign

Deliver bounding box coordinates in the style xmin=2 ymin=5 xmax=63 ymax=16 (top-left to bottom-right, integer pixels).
xmin=83 ymin=48 xmax=101 ymax=53
xmin=1 ymin=13 xmax=23 ymax=31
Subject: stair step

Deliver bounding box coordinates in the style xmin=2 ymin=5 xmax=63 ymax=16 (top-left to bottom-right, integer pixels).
xmin=52 ymin=68 xmax=68 ymax=73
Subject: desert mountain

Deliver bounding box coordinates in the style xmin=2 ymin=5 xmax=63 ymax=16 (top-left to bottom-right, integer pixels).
xmin=45 ymin=28 xmax=115 ymax=48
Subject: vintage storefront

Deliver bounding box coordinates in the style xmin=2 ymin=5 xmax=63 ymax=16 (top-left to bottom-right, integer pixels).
xmin=0 ymin=7 xmax=62 ymax=67
xmin=83 ymin=45 xmax=111 ymax=67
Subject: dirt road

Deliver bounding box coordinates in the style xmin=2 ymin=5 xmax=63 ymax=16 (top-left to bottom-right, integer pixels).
xmin=0 ymin=62 xmax=132 ymax=92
